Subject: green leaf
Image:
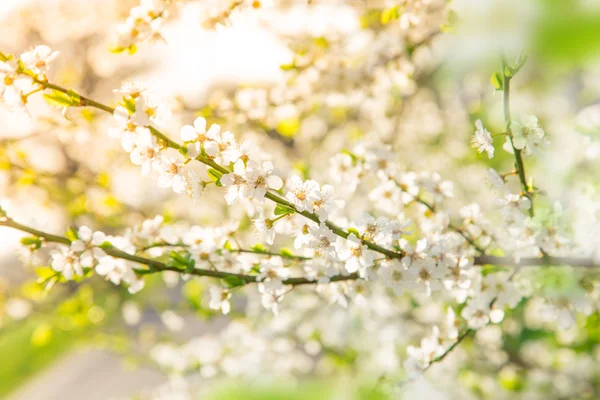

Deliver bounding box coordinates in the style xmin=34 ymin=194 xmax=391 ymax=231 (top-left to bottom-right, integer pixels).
xmin=98 ymin=241 xmax=114 ymax=250
xmin=513 ymin=51 xmax=528 ymax=73
xmin=504 ymin=66 xmax=515 ymax=78
xmin=65 ymin=226 xmax=78 ymax=241
xmin=20 ymin=236 xmax=41 ymax=246
xmin=274 ymin=204 xmax=295 ymax=216
xmin=276 ymin=117 xmax=300 ymax=137
xmin=0 ymin=51 xmax=13 ymax=62
xmin=347 ymin=228 xmax=360 ymax=238
xmin=251 ymin=243 xmax=268 ymax=253
xmin=109 ymin=46 xmax=126 ymax=54
xmin=279 ymin=248 xmax=295 ymax=258
xmin=43 ymin=90 xmax=80 ymax=108
xmin=441 ymin=10 xmax=461 ymax=33
xmin=207 ymin=168 xmax=222 ymax=181
xmin=184 ymin=258 xmax=196 ymax=274
xmin=120 ymin=97 xmax=136 ymax=114
xmin=169 ymin=250 xmax=191 ymax=267
xmin=381 ymin=5 xmax=400 ymax=25
xmin=313 ymin=37 xmax=329 ymax=49
xmin=341 ymin=149 xmax=358 ymax=164
xmin=223 ymin=240 xmax=234 ymax=251
xmin=491 ymin=72 xmax=504 ymax=90
xmin=223 ymin=275 xmax=246 ymax=288
xmin=280 ymin=62 xmax=296 ymax=71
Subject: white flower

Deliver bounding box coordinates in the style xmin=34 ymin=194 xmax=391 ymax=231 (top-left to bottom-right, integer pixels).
xmin=495 ymin=193 xmax=531 ymax=223
xmin=329 ymin=153 xmax=360 ymax=191
xmin=379 ymin=259 xmax=418 ymax=295
xmin=135 ymin=94 xmax=171 ymax=128
xmin=185 ymin=170 xmax=204 ymax=200
xmin=220 ymin=160 xmax=283 ymax=204
xmin=156 ymin=156 xmax=187 ymax=193
xmin=462 ymin=297 xmax=491 ymax=329
xmin=113 ymin=81 xmax=145 ymax=98
xmin=256 ymin=258 xmax=289 ymax=292
xmin=130 ymin=127 xmax=161 ymax=175
xmin=400 ymin=238 xmax=428 ymax=269
xmin=310 ymin=184 xmax=335 ymax=221
xmin=507 ymin=115 xmax=546 ymax=155
xmin=0 ymin=62 xmax=25 ymax=112
xmin=369 ymin=179 xmax=402 ymax=213
xmin=485 ymin=168 xmax=506 ymax=194
xmin=222 ymin=140 xmax=256 ymax=165
xmin=96 ymin=256 xmax=131 ymax=285
xmin=337 ymin=234 xmax=375 ymax=276
xmin=206 ymin=125 xmax=237 ymax=162
xmin=414 ymin=258 xmax=445 ymax=296
xmin=50 ymin=247 xmax=84 ymax=280
xmin=110 ymin=106 xmax=139 ymax=152
xmin=472 ymin=119 xmax=494 ymax=158
xmin=285 ymin=176 xmax=319 ymax=212
xmin=294 ymin=223 xmax=338 ymax=258
xmin=181 ymin=117 xmax=209 ymax=158
xmin=405 ymin=327 xmax=444 ymax=372
xmin=70 ymin=226 xmax=107 ymax=267
xmin=19 ymin=45 xmax=59 ymax=76
xmin=254 ymin=209 xmax=276 ymax=245
xmin=208 ymin=286 xmax=231 ymax=315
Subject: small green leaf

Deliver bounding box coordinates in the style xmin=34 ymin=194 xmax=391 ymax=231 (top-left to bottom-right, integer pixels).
xmin=347 ymin=228 xmax=360 ymax=238
xmin=279 ymin=248 xmax=295 ymax=258
xmin=120 ymin=97 xmax=136 ymax=114
xmin=280 ymin=62 xmax=296 ymax=71
xmin=513 ymin=51 xmax=528 ymax=73
xmin=441 ymin=9 xmax=461 ymax=33
xmin=223 ymin=275 xmax=246 ymax=288
xmin=313 ymin=37 xmax=329 ymax=49
xmin=0 ymin=51 xmax=13 ymax=62
xmin=20 ymin=236 xmax=41 ymax=246
xmin=109 ymin=46 xmax=126 ymax=54
xmin=43 ymin=90 xmax=79 ymax=108
xmin=276 ymin=117 xmax=300 ymax=137
xmin=491 ymin=72 xmax=504 ymax=90
xmin=381 ymin=5 xmax=400 ymax=25
xmin=215 ymin=178 xmax=222 ymax=187
xmin=251 ymin=243 xmax=268 ymax=253
xmin=207 ymin=168 xmax=222 ymax=181
xmin=185 ymin=258 xmax=196 ymax=274
xmin=65 ymin=226 xmax=78 ymax=241
xmin=274 ymin=204 xmax=295 ymax=216
xmin=504 ymin=66 xmax=515 ymax=78
xmin=341 ymin=149 xmax=358 ymax=164
xmin=223 ymin=240 xmax=233 ymax=251
xmin=98 ymin=241 xmax=114 ymax=250
xmin=169 ymin=250 xmax=191 ymax=267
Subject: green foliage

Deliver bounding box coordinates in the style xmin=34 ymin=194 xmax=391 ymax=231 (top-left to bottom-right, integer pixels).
xmin=207 ymin=168 xmax=222 ymax=181
xmin=380 ymin=6 xmax=400 ymax=25
xmin=168 ymin=250 xmax=196 ymax=272
xmin=440 ymin=9 xmax=461 ymax=33
xmin=491 ymin=72 xmax=504 ymax=91
xmin=276 ymin=117 xmax=301 ymax=137
xmin=274 ymin=204 xmax=295 ymax=216
xmin=532 ymin=3 xmax=600 ymax=64
xmin=43 ymin=89 xmax=80 ymax=108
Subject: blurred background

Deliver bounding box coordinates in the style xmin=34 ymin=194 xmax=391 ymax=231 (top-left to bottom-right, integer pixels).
xmin=2 ymin=0 xmax=600 ymax=399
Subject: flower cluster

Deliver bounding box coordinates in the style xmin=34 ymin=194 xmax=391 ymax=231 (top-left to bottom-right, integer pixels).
xmin=0 ymin=46 xmax=59 ymax=112
xmin=113 ymin=0 xmax=176 ymax=53
xmin=50 ymin=226 xmax=144 ymax=293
